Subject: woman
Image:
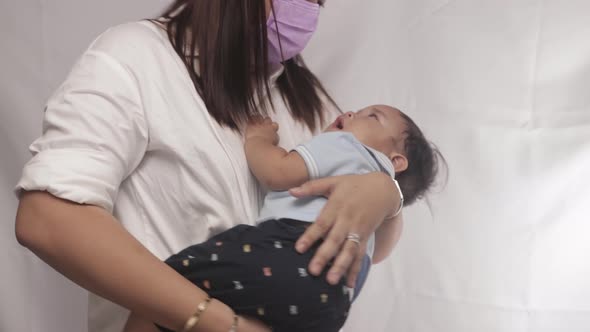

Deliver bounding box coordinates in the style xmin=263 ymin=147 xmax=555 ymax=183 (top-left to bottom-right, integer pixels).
xmin=14 ymin=1 xmax=404 ymax=331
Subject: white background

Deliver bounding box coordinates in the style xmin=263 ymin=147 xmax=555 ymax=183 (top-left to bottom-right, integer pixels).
xmin=2 ymin=1 xmax=590 ymax=331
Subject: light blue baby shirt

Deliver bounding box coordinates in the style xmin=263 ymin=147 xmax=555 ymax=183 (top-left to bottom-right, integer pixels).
xmin=257 ymin=131 xmax=396 ymax=258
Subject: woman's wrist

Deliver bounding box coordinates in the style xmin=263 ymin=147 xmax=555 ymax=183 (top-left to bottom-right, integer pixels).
xmin=390 ymin=178 xmax=404 ymax=218
xmin=181 ymin=296 xmax=212 ymax=332
xmin=188 ymin=298 xmax=236 ymax=332
xmin=378 ymin=173 xmax=403 ymax=220
xmin=228 ymin=314 xmax=239 ymax=332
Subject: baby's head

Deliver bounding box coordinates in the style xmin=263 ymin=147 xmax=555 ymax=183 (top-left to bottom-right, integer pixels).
xmin=325 ymin=104 xmax=444 ymax=205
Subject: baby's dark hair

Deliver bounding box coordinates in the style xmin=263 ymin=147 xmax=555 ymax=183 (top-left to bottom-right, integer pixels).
xmin=396 ymin=111 xmax=446 ymax=206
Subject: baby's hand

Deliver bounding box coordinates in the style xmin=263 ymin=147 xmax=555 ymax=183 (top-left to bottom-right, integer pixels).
xmin=246 ymin=116 xmax=279 ymax=145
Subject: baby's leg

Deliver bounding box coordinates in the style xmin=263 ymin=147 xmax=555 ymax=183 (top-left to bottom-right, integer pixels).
xmin=123 ymin=312 xmax=160 ymax=332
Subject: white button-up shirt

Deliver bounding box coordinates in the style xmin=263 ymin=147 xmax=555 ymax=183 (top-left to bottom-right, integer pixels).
xmin=16 ymin=21 xmax=338 ymax=332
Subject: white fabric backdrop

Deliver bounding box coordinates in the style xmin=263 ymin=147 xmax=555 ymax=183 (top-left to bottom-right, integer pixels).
xmin=2 ymin=1 xmax=590 ymax=331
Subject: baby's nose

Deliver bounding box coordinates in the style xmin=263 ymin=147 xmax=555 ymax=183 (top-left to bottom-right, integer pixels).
xmin=344 ymin=111 xmax=355 ymax=118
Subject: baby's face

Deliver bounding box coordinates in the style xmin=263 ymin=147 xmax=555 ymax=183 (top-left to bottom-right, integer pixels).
xmin=325 ymin=105 xmax=407 ymax=157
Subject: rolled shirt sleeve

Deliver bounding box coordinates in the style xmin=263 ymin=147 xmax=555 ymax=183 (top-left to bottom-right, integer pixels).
xmin=15 ymin=47 xmax=148 ymax=212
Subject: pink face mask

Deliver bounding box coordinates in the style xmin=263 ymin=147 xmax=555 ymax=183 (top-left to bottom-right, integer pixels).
xmin=267 ymin=0 xmax=320 ymax=64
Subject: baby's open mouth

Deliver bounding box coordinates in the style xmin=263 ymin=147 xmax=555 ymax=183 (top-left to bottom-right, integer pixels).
xmin=335 ymin=117 xmax=344 ymax=129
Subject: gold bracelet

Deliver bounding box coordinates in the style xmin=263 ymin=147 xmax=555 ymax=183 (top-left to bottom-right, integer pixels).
xmin=181 ymin=297 xmax=212 ymax=332
xmin=228 ymin=314 xmax=239 ymax=332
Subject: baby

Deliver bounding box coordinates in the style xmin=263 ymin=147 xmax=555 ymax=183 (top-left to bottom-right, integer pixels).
xmin=126 ymin=105 xmax=443 ymax=332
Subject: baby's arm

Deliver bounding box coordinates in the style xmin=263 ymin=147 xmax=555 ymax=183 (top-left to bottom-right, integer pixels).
xmin=372 ymin=213 xmax=403 ymax=264
xmin=244 ymin=117 xmax=309 ymax=191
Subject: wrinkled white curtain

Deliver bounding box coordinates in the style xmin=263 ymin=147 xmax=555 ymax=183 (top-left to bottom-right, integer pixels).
xmin=2 ymin=1 xmax=590 ymax=331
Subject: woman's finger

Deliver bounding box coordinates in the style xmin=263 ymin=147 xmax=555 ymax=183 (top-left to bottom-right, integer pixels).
xmin=289 ymin=176 xmax=338 ymax=199
xmin=295 ymin=205 xmax=337 ymax=253
xmin=326 ymin=239 xmax=361 ymax=285
xmin=307 ymin=222 xmax=346 ymax=276
xmin=345 ymin=246 xmax=365 ymax=288
xmin=293 ymin=178 xmax=340 ymax=253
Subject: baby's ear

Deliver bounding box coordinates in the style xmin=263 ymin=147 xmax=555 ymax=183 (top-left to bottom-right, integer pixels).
xmin=391 ymin=153 xmax=408 ymax=173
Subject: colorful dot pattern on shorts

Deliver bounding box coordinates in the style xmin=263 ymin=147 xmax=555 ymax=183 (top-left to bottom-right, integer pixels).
xmin=162 ymin=221 xmax=353 ymax=332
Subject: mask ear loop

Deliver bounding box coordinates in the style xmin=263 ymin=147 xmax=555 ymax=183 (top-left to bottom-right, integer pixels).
xmin=268 ymin=0 xmax=342 ymax=122
xmin=269 ymin=0 xmax=286 ymax=64
xmin=269 ymin=0 xmax=297 ymax=101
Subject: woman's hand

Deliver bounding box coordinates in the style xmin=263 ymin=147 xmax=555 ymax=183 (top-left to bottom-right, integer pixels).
xmin=289 ymin=172 xmax=401 ymax=287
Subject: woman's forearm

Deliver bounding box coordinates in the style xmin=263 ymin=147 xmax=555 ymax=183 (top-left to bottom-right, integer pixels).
xmin=372 ymin=212 xmax=404 ymax=264
xmin=15 ymin=190 xmax=235 ymax=332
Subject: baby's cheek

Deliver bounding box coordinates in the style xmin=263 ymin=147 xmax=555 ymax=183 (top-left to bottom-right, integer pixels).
xmin=372 ymin=136 xmax=394 ymax=155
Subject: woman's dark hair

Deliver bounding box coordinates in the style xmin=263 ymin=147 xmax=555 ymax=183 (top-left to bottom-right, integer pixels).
xmin=155 ymin=0 xmax=336 ymax=131
xmin=396 ymin=112 xmax=447 ymax=206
